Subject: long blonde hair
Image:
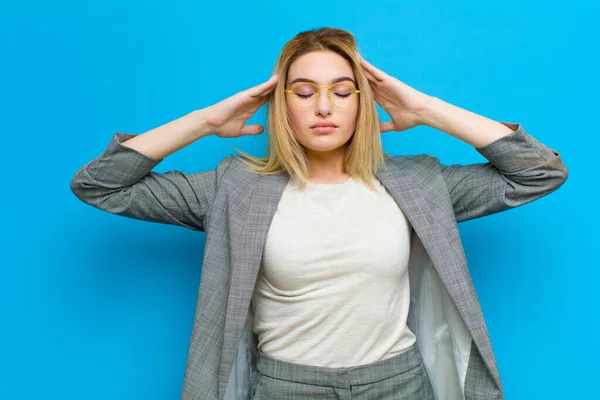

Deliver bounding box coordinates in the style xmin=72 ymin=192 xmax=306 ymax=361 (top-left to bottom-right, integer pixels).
xmin=232 ymin=27 xmax=391 ymax=192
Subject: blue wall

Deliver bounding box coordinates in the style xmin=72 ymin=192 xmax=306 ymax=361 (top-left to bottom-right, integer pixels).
xmin=2 ymin=0 xmax=596 ymax=398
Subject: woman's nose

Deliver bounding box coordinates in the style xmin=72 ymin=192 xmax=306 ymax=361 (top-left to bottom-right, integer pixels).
xmin=314 ymin=88 xmax=332 ymax=116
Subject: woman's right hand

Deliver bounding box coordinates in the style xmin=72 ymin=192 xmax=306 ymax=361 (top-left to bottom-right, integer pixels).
xmin=200 ymin=75 xmax=279 ymax=139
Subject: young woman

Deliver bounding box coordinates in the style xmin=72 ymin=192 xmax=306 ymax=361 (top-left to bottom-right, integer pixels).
xmin=71 ymin=28 xmax=568 ymax=400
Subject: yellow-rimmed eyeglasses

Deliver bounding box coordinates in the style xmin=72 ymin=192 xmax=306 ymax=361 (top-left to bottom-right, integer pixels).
xmin=284 ymin=82 xmax=360 ymax=109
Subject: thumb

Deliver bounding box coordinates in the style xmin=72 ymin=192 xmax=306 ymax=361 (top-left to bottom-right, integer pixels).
xmin=240 ymin=124 xmax=265 ymax=136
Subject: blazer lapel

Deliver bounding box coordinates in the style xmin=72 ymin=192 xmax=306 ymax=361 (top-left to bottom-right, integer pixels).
xmin=376 ymin=165 xmax=501 ymax=390
xmin=375 ymin=166 xmax=476 ymax=328
xmin=219 ymin=172 xmax=290 ymax=397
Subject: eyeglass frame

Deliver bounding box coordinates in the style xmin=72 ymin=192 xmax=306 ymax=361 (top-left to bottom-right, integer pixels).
xmin=284 ymin=81 xmax=360 ymax=109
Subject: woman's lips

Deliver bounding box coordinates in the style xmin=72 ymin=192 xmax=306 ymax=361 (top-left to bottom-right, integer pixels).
xmin=311 ymin=126 xmax=337 ymax=134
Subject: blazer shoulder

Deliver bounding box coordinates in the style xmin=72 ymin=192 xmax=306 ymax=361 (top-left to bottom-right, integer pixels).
xmin=215 ymin=155 xmax=234 ymax=180
xmin=216 ymin=155 xmax=263 ymax=186
xmin=384 ymin=154 xmax=446 ymax=190
xmin=219 ymin=155 xmax=256 ymax=175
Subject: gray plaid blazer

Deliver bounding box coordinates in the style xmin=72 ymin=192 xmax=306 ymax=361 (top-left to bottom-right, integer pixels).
xmin=71 ymin=122 xmax=567 ymax=400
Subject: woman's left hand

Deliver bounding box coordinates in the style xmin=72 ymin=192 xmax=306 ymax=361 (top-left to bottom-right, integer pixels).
xmin=359 ymin=54 xmax=431 ymax=133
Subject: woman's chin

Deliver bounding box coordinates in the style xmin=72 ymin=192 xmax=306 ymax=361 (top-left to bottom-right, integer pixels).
xmin=303 ymin=142 xmax=346 ymax=153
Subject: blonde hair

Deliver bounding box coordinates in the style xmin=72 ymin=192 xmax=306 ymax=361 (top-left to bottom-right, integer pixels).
xmin=232 ymin=27 xmax=391 ymax=192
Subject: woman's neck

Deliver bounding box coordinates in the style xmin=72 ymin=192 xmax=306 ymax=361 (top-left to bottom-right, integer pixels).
xmin=305 ymin=146 xmax=349 ymax=183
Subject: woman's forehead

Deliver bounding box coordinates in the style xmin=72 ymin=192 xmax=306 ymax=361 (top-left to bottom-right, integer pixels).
xmin=287 ymin=51 xmax=355 ymax=84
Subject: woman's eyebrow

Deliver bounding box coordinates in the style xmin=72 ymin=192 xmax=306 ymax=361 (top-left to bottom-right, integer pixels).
xmin=288 ymin=76 xmax=357 ymax=86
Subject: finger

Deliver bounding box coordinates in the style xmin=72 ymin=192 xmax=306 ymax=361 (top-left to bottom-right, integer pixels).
xmin=359 ymin=57 xmax=386 ymax=82
xmin=362 ymin=67 xmax=379 ymax=84
xmin=379 ymin=121 xmax=395 ymax=133
xmin=249 ymin=75 xmax=279 ymax=98
xmin=257 ymin=84 xmax=276 ymax=98
xmin=240 ymin=124 xmax=265 ymax=135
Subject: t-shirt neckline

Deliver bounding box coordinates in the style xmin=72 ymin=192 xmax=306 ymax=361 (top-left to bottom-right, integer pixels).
xmin=306 ymin=176 xmax=353 ymax=186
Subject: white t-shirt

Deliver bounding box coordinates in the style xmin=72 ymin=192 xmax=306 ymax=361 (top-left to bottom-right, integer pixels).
xmin=251 ymin=175 xmax=416 ymax=367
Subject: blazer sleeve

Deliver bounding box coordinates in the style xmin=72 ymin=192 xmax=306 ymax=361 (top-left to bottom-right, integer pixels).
xmin=439 ymin=122 xmax=568 ymax=223
xmin=70 ymin=132 xmax=232 ymax=231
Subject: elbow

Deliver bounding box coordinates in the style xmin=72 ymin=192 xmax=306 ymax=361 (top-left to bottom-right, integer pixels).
xmin=551 ymin=158 xmax=569 ymax=191
xmin=537 ymin=154 xmax=569 ymax=192
xmin=69 ymin=164 xmax=135 ymax=216
xmin=537 ymin=162 xmax=569 ymax=196
xmin=560 ymin=162 xmax=569 ymax=184
xmin=70 ymin=178 xmax=101 ymax=207
xmin=504 ymin=158 xmax=569 ymax=207
xmin=551 ymin=148 xmax=569 ymax=186
xmin=70 ymin=173 xmax=88 ymax=202
xmin=69 ymin=171 xmax=115 ymax=208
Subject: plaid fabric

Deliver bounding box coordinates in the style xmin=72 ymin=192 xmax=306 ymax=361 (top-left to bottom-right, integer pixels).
xmin=70 ymin=122 xmax=568 ymax=399
xmin=250 ymin=344 xmax=434 ymax=399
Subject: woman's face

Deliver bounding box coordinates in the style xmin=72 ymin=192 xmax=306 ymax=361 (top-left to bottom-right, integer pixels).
xmin=285 ymin=50 xmax=359 ymax=155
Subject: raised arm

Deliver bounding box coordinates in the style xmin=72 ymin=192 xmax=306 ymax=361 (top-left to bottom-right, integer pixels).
xmin=358 ymin=55 xmax=568 ymax=222
xmin=70 ymin=75 xmax=279 ymax=231
xmin=438 ymin=121 xmax=568 ymax=222
xmin=70 ymin=120 xmax=222 ymax=231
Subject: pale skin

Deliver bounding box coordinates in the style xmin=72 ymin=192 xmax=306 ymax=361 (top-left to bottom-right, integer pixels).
xmin=285 ymin=51 xmax=358 ymax=183
xmin=121 ymin=51 xmax=514 ymax=182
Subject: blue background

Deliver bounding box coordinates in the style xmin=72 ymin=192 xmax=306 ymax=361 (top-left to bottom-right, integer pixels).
xmin=1 ymin=0 xmax=597 ymax=398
